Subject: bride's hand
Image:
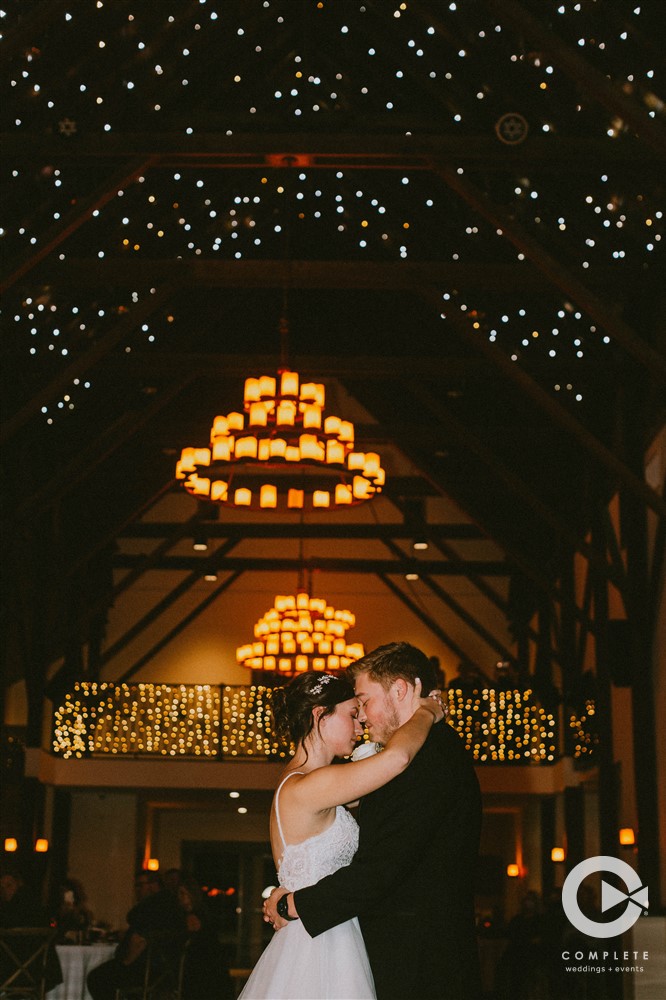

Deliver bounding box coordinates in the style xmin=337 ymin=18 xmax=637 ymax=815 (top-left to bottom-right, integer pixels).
xmin=412 ymin=678 xmax=445 ymax=723
xmin=263 ymin=887 xmax=289 ymax=931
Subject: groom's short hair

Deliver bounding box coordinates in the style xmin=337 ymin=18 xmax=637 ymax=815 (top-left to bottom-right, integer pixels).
xmin=347 ymin=641 xmax=438 ymax=692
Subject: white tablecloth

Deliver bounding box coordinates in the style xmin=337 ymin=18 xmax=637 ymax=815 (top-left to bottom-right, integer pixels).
xmin=47 ymin=943 xmax=116 ymax=1000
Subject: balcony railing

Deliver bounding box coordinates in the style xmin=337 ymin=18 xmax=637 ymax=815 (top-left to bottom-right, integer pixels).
xmin=48 ymin=682 xmax=600 ymax=765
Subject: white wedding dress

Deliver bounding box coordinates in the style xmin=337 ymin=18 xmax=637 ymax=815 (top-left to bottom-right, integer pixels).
xmin=239 ymin=772 xmax=376 ymax=1000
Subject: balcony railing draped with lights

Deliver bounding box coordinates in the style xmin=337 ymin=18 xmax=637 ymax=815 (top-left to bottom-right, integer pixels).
xmin=48 ymin=683 xmax=596 ymax=764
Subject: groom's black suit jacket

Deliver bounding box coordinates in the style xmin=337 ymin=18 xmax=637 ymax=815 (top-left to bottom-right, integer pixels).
xmin=294 ymin=722 xmax=482 ymax=1000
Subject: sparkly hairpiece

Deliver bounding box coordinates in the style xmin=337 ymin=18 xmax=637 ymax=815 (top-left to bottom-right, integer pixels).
xmin=310 ymin=674 xmax=338 ymax=696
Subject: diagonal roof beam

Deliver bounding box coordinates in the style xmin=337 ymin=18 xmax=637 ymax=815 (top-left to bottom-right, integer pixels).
xmin=429 ymin=162 xmax=666 ymax=381
xmin=1 ymin=0 xmax=71 ymax=59
xmin=420 ymin=573 xmax=515 ymax=663
xmin=410 ymin=381 xmax=621 ymax=587
xmin=69 ymin=512 xmax=207 ymax=644
xmin=390 ymin=500 xmax=551 ymax=650
xmin=342 ymin=378 xmax=596 ymax=631
xmin=376 ymin=572 xmax=478 ymax=668
xmin=110 ymin=555 xmax=509 ymax=575
xmin=387 ymin=498 xmax=541 ymax=645
xmin=114 ymin=571 xmax=243 ymax=685
xmin=485 ymin=0 xmax=666 ymax=158
xmin=382 ymin=538 xmax=514 ymax=662
xmin=427 ymin=536 xmax=507 ymax=612
xmin=416 ymin=286 xmax=666 ymax=520
xmin=0 ymin=283 xmax=177 ymax=444
xmin=64 ymin=479 xmax=175 ymax=582
xmin=14 ymin=376 xmax=195 ymax=520
xmin=0 ymin=156 xmax=156 ymax=294
xmin=99 ymin=539 xmax=240 ymax=669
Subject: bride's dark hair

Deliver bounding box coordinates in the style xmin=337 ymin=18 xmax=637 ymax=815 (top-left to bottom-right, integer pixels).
xmin=271 ymin=672 xmax=355 ymax=749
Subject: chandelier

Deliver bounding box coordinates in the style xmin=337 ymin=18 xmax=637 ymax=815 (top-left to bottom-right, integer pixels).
xmin=175 ymin=368 xmax=385 ymax=511
xmin=236 ymin=592 xmax=365 ymax=675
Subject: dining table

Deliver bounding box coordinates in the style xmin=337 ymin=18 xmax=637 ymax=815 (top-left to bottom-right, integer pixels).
xmin=46 ymin=942 xmax=116 ymax=1000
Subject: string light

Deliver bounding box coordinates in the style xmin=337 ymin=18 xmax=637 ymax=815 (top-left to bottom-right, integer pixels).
xmin=52 ymin=682 xmax=564 ymax=763
xmin=446 ymin=687 xmax=557 ymax=763
xmin=569 ymin=699 xmax=600 ymax=760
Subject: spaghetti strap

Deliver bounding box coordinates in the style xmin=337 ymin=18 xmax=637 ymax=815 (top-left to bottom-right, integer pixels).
xmin=274 ymin=771 xmax=305 ymax=850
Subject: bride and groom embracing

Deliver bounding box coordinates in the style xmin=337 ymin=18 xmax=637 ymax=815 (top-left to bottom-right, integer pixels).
xmin=240 ymin=642 xmax=482 ymax=1000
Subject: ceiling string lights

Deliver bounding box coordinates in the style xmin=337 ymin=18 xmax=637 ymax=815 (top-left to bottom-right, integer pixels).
xmin=175 ymin=312 xmax=385 ymax=510
xmin=236 ymin=591 xmax=365 ymax=675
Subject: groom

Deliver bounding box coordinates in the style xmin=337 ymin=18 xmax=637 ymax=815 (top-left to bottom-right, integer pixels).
xmin=265 ymin=642 xmax=482 ymax=1000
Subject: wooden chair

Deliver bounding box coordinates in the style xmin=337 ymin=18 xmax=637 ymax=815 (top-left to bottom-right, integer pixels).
xmin=0 ymin=927 xmax=56 ymax=1000
xmin=114 ymin=932 xmax=188 ymax=1000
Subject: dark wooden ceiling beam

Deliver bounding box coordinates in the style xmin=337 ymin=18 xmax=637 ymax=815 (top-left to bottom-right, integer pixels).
xmin=382 ymin=538 xmax=514 ymax=661
xmin=99 ymin=539 xmax=240 ymax=668
xmin=114 ymin=571 xmax=243 ymax=684
xmin=484 ymin=0 xmax=666 ymax=158
xmin=111 ymin=554 xmax=510 ymax=575
xmin=420 ymin=572 xmax=514 ymax=663
xmin=376 ymin=573 xmax=478 ymax=668
xmin=86 ymin=351 xmax=485 ymax=381
xmin=1 ymin=0 xmax=71 ymax=59
xmin=38 ymin=258 xmax=567 ymax=293
xmin=0 ymin=156 xmax=156 ymax=294
xmin=15 ymin=377 xmax=195 ymax=520
xmin=119 ymin=522 xmax=485 ymax=541
xmin=64 ymin=480 xmax=176 ymax=582
xmin=417 ymin=287 xmax=666 ymax=520
xmin=1 ymin=133 xmax=659 ymax=167
xmin=410 ymin=381 xmax=622 ymax=588
xmin=348 ymin=396 xmax=596 ymax=630
xmin=430 ymin=162 xmax=666 ymax=381
xmin=0 ymin=284 xmax=177 ymax=445
xmin=428 ymin=536 xmax=508 ymax=614
xmin=393 ymin=503 xmax=551 ymax=649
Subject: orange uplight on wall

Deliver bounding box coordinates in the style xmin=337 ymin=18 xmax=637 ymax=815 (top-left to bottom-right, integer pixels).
xmin=506 ymin=863 xmax=520 ymax=878
xmin=551 ymin=847 xmax=565 ymax=863
xmin=619 ymin=828 xmax=636 ymax=846
xmin=145 ymin=858 xmax=160 ymax=871
xmin=4 ymin=838 xmax=18 ymax=853
xmin=34 ymin=839 xmax=49 ymax=853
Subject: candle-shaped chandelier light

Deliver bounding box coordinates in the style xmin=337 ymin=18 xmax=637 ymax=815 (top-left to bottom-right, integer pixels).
xmin=175 ymin=369 xmax=385 ymax=511
xmin=236 ymin=593 xmax=365 ymax=675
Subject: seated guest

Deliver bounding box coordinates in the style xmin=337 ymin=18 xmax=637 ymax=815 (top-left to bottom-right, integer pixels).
xmin=53 ymin=877 xmax=93 ymax=943
xmin=0 ymin=866 xmax=62 ymax=993
xmin=0 ymin=870 xmax=46 ymax=928
xmin=177 ymin=878 xmax=233 ymax=1000
xmin=87 ymin=870 xmax=184 ymax=1000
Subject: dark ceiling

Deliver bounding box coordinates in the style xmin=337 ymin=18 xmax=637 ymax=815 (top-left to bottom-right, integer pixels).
xmin=1 ymin=0 xmax=664 ymax=712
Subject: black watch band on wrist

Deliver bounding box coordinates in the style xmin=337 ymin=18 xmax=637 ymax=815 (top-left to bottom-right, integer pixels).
xmin=276 ymin=893 xmax=297 ymax=921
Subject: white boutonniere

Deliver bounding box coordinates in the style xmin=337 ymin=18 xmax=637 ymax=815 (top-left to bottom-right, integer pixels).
xmin=350 ymin=741 xmax=383 ymax=761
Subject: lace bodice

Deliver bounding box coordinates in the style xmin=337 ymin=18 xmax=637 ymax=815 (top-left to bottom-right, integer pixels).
xmin=275 ymin=772 xmax=359 ymax=892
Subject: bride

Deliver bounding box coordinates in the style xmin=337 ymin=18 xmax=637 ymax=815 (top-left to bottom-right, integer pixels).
xmin=239 ymin=670 xmax=443 ymax=1000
